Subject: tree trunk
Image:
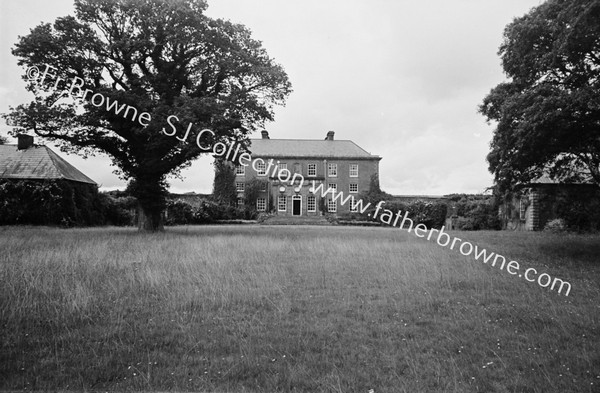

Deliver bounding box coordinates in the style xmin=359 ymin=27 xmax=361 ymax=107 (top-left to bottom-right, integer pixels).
xmin=137 ymin=205 xmax=165 ymax=232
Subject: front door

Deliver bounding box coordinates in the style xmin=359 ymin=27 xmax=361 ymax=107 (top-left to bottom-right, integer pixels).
xmin=292 ymin=195 xmax=301 ymax=216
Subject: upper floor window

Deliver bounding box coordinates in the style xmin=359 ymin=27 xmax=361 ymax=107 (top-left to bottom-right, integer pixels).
xmin=308 ymin=163 xmax=317 ymax=177
xmin=349 ymin=164 xmax=358 ymax=177
xmin=349 ymin=183 xmax=358 ymax=193
xmin=256 ymin=161 xmax=266 ymax=176
xmin=235 ymin=164 xmax=245 ymax=176
xmin=328 ymin=163 xmax=337 ymax=177
xmin=236 ymin=182 xmax=245 ymax=192
xmin=237 ymin=197 xmax=244 ymax=207
xmin=279 ymin=163 xmax=287 ymax=171
xmin=329 ymin=183 xmax=337 ymax=193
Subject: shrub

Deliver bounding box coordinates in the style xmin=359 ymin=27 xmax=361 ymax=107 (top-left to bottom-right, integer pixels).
xmin=165 ymin=199 xmax=195 ymax=225
xmin=101 ymin=193 xmax=136 ymax=226
xmin=0 ymin=179 xmax=106 ymax=226
xmin=544 ymin=218 xmax=567 ymax=233
xmin=450 ymin=194 xmax=501 ymax=230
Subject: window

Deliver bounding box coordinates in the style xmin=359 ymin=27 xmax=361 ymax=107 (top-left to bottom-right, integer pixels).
xmin=236 ymin=182 xmax=245 ymax=192
xmin=349 ymin=183 xmax=358 ymax=193
xmin=237 ymin=197 xmax=244 ymax=207
xmin=308 ymin=163 xmax=317 ymax=177
xmin=257 ymin=197 xmax=266 ymax=212
xmin=256 ymin=161 xmax=266 ymax=176
xmin=350 ymin=197 xmax=358 ymax=212
xmin=349 ymin=164 xmax=358 ymax=177
xmin=279 ymin=163 xmax=287 ymax=171
xmin=327 ymin=199 xmax=337 ymax=213
xmin=307 ymin=195 xmax=316 ymax=212
xmin=260 ymin=181 xmax=267 ymax=191
xmin=235 ymin=164 xmax=245 ymax=176
xmin=328 ymin=163 xmax=337 ymax=177
xmin=520 ymin=198 xmax=527 ymax=220
xmin=278 ymin=196 xmax=287 ymax=212
xmin=329 ymin=183 xmax=337 ymax=193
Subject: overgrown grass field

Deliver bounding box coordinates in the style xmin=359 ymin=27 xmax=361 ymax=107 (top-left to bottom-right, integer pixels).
xmin=1 ymin=225 xmax=599 ymax=392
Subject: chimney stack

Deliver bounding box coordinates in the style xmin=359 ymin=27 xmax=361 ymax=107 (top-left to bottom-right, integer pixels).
xmin=17 ymin=134 xmax=34 ymax=150
xmin=325 ymin=131 xmax=335 ymax=141
xmin=261 ymin=130 xmax=270 ymax=139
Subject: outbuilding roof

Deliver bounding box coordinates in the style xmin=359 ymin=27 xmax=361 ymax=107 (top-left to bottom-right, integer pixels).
xmin=0 ymin=144 xmax=97 ymax=185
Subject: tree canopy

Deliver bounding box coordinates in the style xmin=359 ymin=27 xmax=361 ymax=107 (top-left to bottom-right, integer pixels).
xmin=2 ymin=0 xmax=291 ymax=230
xmin=479 ymin=0 xmax=600 ymax=193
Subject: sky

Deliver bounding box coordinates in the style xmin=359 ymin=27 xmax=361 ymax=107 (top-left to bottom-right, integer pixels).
xmin=0 ymin=0 xmax=544 ymax=196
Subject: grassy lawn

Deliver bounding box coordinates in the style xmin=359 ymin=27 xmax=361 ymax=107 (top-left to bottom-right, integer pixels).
xmin=1 ymin=225 xmax=599 ymax=392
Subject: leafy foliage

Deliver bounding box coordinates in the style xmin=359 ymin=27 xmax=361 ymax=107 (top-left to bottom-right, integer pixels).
xmin=360 ymin=173 xmax=392 ymax=204
xmin=544 ymin=218 xmax=567 ymax=233
xmin=212 ymin=159 xmax=237 ymax=206
xmin=538 ymin=186 xmax=600 ymax=232
xmin=0 ymin=179 xmax=111 ymax=226
xmin=243 ymin=178 xmax=267 ymax=211
xmin=165 ymin=198 xmax=257 ymax=225
xmin=480 ymin=0 xmax=600 ymax=192
xmin=2 ymin=0 xmax=291 ymax=230
xmin=447 ymin=194 xmax=501 ymax=231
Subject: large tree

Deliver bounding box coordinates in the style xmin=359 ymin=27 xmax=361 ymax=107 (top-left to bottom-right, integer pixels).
xmin=479 ymin=0 xmax=600 ymax=193
xmin=3 ymin=0 xmax=291 ymax=231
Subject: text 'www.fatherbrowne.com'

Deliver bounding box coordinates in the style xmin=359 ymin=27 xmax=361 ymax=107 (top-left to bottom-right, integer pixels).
xmin=310 ymin=181 xmax=572 ymax=296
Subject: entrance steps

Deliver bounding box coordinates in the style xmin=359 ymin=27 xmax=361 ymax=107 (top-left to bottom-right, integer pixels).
xmin=259 ymin=215 xmax=332 ymax=226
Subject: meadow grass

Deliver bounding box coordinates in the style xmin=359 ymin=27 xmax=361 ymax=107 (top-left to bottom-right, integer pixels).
xmin=0 ymin=225 xmax=599 ymax=392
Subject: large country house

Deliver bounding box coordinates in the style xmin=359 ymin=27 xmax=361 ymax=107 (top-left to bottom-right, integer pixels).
xmin=234 ymin=131 xmax=381 ymax=216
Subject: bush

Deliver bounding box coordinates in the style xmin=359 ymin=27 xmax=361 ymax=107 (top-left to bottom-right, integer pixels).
xmin=449 ymin=194 xmax=501 ymax=231
xmin=357 ymin=200 xmax=447 ymax=229
xmin=0 ymin=179 xmax=107 ymax=226
xmin=543 ymin=218 xmax=567 ymax=233
xmin=165 ymin=199 xmax=195 ymax=225
xmin=164 ymin=199 xmax=259 ymax=225
xmin=101 ymin=193 xmax=136 ymax=226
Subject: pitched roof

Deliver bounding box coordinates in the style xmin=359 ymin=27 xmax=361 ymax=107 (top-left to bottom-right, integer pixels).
xmin=248 ymin=138 xmax=381 ymax=160
xmin=0 ymin=144 xmax=97 ymax=185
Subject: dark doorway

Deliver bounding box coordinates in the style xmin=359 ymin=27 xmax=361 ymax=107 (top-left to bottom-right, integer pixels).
xmin=292 ymin=196 xmax=301 ymax=216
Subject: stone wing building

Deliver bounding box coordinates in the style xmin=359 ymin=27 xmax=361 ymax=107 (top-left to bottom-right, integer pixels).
xmin=234 ymin=130 xmax=381 ymax=217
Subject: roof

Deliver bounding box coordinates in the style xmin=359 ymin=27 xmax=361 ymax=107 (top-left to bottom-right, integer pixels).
xmin=248 ymin=138 xmax=381 ymax=160
xmin=0 ymin=144 xmax=97 ymax=185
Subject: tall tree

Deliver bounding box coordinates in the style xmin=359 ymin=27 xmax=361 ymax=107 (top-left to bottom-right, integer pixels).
xmin=479 ymin=0 xmax=600 ymax=193
xmin=2 ymin=0 xmax=291 ymax=231
xmin=212 ymin=159 xmax=237 ymax=206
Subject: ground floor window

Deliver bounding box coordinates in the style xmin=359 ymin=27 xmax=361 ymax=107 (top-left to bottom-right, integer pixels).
xmin=307 ymin=195 xmax=316 ymax=212
xmin=327 ymin=199 xmax=337 ymax=213
xmin=278 ymin=196 xmax=287 ymax=212
xmin=257 ymin=197 xmax=266 ymax=212
xmin=237 ymin=197 xmax=244 ymax=207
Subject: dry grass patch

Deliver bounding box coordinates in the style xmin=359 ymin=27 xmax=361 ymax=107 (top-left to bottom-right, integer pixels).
xmin=0 ymin=225 xmax=599 ymax=392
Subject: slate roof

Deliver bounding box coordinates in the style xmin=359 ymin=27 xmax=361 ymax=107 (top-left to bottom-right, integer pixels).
xmin=0 ymin=144 xmax=97 ymax=185
xmin=248 ymin=138 xmax=381 ymax=160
